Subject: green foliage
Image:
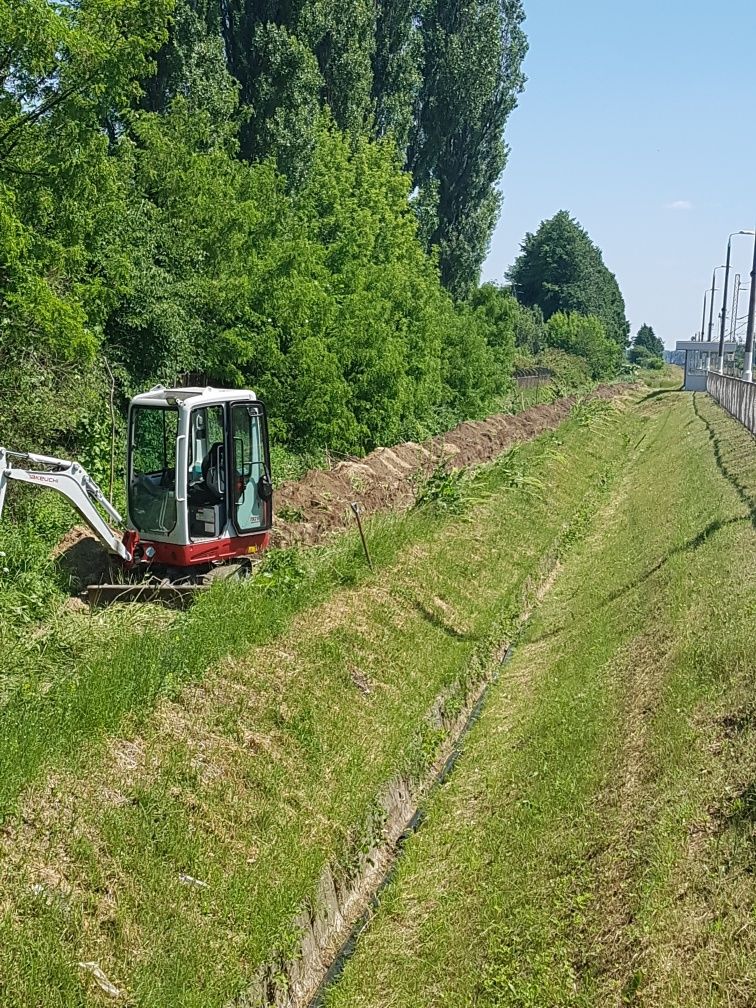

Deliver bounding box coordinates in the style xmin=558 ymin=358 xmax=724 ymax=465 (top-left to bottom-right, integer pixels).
xmin=191 ymin=0 xmax=527 ymax=297
xmin=633 ymin=322 xmax=661 ymax=358
xmin=409 ymin=0 xmax=528 ymax=296
xmin=0 ymin=494 xmax=73 ymax=627
xmin=214 ymin=0 xmax=374 ymax=179
xmin=256 ymin=547 xmax=308 ymax=593
xmin=509 ymin=211 xmax=630 ymax=347
xmin=0 ymin=0 xmax=622 ymax=492
xmin=0 ymin=0 xmax=172 ymax=362
xmin=371 ymin=0 xmax=423 ymax=154
xmin=545 ymin=311 xmax=624 ymax=380
xmin=491 ymin=445 xmax=545 ymax=498
xmin=414 ymin=463 xmax=471 ymax=514
xmin=532 ymin=347 xmax=593 ymax=395
xmin=629 ymin=345 xmax=664 ymax=369
xmin=570 ymin=395 xmax=618 ymax=432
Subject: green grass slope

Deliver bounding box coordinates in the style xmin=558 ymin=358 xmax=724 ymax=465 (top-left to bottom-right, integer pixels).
xmin=0 ymin=397 xmax=634 ymax=1006
xmin=325 ymin=390 xmax=756 ymax=1008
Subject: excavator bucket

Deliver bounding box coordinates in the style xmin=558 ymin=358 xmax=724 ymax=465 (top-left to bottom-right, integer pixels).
xmin=85 ymin=582 xmax=210 ymax=609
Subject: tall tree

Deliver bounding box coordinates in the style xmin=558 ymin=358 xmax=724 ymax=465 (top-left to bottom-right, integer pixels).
xmin=508 ymin=211 xmax=630 ymax=347
xmin=633 ymin=323 xmax=664 ymax=358
xmin=139 ymin=0 xmax=238 ymax=128
xmin=371 ymin=0 xmax=422 ymax=155
xmin=408 ymin=0 xmax=527 ymax=298
xmin=210 ymin=0 xmax=374 ymax=178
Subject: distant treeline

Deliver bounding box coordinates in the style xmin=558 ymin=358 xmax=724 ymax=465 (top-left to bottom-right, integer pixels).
xmin=0 ymin=0 xmax=630 ymax=465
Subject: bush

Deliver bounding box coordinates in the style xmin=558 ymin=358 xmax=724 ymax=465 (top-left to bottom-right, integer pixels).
xmin=545 ymin=312 xmax=623 ymax=380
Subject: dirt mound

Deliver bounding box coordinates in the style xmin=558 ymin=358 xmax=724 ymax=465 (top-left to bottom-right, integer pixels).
xmin=52 ymin=384 xmax=635 ymax=576
xmin=53 ymin=526 xmax=114 ymax=588
xmin=273 ymin=383 xmax=634 ymax=547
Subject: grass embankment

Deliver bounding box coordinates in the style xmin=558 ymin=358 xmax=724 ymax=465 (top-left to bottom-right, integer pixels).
xmin=325 ymin=390 xmax=756 ymax=1008
xmin=637 ymin=362 xmax=683 ymax=389
xmin=0 ymin=398 xmax=633 ymax=1007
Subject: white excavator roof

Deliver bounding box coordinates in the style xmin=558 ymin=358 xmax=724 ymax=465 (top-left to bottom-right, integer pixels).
xmin=130 ymin=386 xmax=258 ymax=409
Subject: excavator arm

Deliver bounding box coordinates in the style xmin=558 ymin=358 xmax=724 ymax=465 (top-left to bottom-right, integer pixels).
xmin=0 ymin=447 xmax=131 ymax=562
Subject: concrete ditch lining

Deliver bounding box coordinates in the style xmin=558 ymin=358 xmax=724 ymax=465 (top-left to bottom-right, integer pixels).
xmin=306 ymin=642 xmax=516 ymax=1008
xmin=227 ymin=549 xmax=570 ymax=1008
xmin=223 ymin=391 xmax=631 ymax=1008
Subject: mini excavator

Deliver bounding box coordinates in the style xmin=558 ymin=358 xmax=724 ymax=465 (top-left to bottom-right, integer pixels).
xmin=0 ymin=386 xmax=273 ymax=606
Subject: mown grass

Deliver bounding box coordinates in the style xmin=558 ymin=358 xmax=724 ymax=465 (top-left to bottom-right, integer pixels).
xmin=0 ymin=400 xmax=636 ymax=1008
xmin=0 ymin=500 xmax=440 ymax=815
xmin=324 ymin=390 xmax=755 ymax=1008
xmin=637 ymin=362 xmax=683 ymax=389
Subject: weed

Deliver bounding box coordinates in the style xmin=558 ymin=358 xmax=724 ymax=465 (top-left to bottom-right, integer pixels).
xmin=491 ymin=445 xmax=547 ymax=499
xmin=275 ymin=504 xmax=306 ymax=523
xmin=256 ymin=548 xmax=309 ymax=593
xmin=571 ymin=395 xmax=618 ymax=431
xmin=414 ymin=463 xmax=471 ymax=513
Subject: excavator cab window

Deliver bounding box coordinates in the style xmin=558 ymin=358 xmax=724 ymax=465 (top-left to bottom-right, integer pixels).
xmin=187 ymin=406 xmax=225 ymax=502
xmin=231 ymin=403 xmax=271 ymax=533
xmin=128 ymin=405 xmax=178 ymax=535
xmin=187 ymin=405 xmax=227 ymax=539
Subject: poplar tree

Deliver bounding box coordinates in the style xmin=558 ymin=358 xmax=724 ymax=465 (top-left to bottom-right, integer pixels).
xmin=409 ymin=0 xmax=528 ymax=298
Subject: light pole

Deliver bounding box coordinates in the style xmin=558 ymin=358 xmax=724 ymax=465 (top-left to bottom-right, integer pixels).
xmin=700 ymin=288 xmax=710 ymax=341
xmin=744 ymin=229 xmax=756 ymax=382
xmin=730 ymin=274 xmax=741 ymax=339
xmin=708 ymin=266 xmax=726 ymax=342
xmin=718 ymin=230 xmax=755 ymax=372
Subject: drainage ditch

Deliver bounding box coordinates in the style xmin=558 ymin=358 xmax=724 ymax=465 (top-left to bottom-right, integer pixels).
xmin=229 ymin=555 xmax=566 ymax=1008
xmin=307 ymin=642 xmax=515 ymax=1008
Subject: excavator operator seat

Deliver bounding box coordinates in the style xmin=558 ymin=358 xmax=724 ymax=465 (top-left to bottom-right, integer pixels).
xmin=201 ymin=441 xmax=225 ymax=502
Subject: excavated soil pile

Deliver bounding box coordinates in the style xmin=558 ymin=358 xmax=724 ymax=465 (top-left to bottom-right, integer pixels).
xmin=53 ymin=525 xmax=119 ymax=590
xmin=54 ymin=384 xmax=633 ymax=581
xmin=272 ymin=383 xmax=633 ymax=548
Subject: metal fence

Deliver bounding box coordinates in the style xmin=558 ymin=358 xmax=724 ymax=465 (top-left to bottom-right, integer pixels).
xmin=707 ymin=372 xmax=756 ymax=434
xmin=514 ymin=367 xmax=553 ymax=390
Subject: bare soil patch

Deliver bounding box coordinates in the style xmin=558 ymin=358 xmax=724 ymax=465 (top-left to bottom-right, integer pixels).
xmin=274 ymin=384 xmax=632 ymax=547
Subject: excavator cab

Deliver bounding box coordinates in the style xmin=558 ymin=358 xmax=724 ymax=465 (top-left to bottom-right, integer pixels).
xmin=126 ymin=386 xmax=273 ymax=571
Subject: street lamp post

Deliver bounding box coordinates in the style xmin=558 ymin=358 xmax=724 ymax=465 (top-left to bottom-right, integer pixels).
xmin=709 ymin=268 xmax=729 ymax=342
xmin=708 ymin=266 xmax=726 ymax=342
xmin=718 ymin=230 xmax=755 ymax=372
xmin=744 ymin=230 xmax=756 ymax=382
xmin=700 ymin=289 xmax=710 ymax=341
xmin=730 ymin=274 xmax=741 ymax=340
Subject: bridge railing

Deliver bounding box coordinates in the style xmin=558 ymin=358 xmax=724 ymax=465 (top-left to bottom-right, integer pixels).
xmin=707 ymin=371 xmax=756 ymax=434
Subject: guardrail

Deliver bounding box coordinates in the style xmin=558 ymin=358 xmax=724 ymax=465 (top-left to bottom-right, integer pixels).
xmin=707 ymin=372 xmax=756 ymax=434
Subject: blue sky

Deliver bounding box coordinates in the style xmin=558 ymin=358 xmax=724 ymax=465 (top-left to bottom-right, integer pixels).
xmin=482 ymin=0 xmax=756 ymax=348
